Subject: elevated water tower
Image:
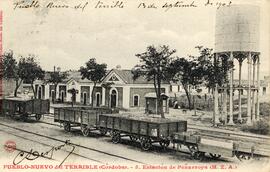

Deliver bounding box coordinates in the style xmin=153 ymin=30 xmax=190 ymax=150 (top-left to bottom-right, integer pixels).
xmin=214 ymin=5 xmax=260 ymax=125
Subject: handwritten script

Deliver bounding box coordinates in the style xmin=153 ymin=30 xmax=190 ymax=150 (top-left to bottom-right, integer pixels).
xmin=13 ymin=140 xmax=75 ymax=166
xmin=13 ymin=0 xmax=233 ymax=12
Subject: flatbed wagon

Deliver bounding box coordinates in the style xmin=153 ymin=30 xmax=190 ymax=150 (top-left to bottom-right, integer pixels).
xmin=1 ymin=97 xmax=50 ymax=121
xmin=99 ymin=114 xmax=187 ymax=150
xmin=54 ymin=106 xmax=118 ymax=136
xmin=172 ymin=131 xmax=270 ymax=161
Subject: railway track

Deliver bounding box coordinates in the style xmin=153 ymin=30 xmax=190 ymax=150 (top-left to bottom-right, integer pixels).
xmin=41 ymin=114 xmax=270 ymax=145
xmin=0 ymin=122 xmax=147 ymax=165
xmin=2 ymin=115 xmax=268 ymax=162
xmin=1 ymin=117 xmax=230 ymax=163
xmin=0 ymin=128 xmax=103 ymax=164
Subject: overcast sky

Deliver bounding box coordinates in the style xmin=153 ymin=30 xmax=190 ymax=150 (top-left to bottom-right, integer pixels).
xmin=1 ymin=0 xmax=269 ymax=79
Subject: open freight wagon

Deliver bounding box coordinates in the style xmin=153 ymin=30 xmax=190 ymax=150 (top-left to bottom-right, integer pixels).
xmin=1 ymin=97 xmax=50 ymax=121
xmin=99 ymin=114 xmax=187 ymax=150
xmin=54 ymin=106 xmax=119 ymax=136
xmin=172 ymin=131 xmax=270 ymax=161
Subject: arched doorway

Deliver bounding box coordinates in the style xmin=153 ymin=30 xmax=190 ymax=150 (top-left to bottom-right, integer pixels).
xmin=61 ymin=91 xmax=65 ymax=103
xmin=38 ymin=87 xmax=42 ymax=99
xmin=96 ymin=93 xmax=100 ymax=107
xmin=110 ymin=89 xmax=118 ymax=108
xmin=51 ymin=90 xmax=55 ymax=102
xmin=83 ymin=92 xmax=87 ymax=105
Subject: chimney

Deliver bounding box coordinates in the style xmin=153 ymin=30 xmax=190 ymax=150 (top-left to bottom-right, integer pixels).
xmin=57 ymin=67 xmax=61 ymax=72
xmin=116 ymin=65 xmax=121 ymax=70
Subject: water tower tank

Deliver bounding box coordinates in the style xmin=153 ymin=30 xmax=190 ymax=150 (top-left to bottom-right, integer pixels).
xmin=215 ymin=5 xmax=260 ymax=53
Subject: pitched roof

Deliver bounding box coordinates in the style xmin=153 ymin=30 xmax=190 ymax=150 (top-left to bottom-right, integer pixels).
xmin=41 ymin=70 xmax=92 ymax=84
xmin=41 ymin=69 xmax=169 ymax=85
xmin=104 ymin=69 xmax=170 ymax=84
xmin=65 ymin=71 xmax=93 ymax=83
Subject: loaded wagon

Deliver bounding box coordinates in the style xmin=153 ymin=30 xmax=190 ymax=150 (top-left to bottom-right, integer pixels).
xmin=172 ymin=131 xmax=270 ymax=161
xmin=233 ymin=141 xmax=270 ymax=160
xmin=173 ymin=131 xmax=235 ymax=160
xmin=54 ymin=106 xmax=119 ymax=136
xmin=99 ymin=114 xmax=187 ymax=150
xmin=1 ymin=97 xmax=50 ymax=121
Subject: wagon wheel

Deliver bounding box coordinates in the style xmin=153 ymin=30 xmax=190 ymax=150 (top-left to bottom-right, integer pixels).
xmin=140 ymin=137 xmax=152 ymax=151
xmin=63 ymin=123 xmax=71 ymax=132
xmin=112 ymin=131 xmax=121 ymax=144
xmin=21 ymin=114 xmax=28 ymax=122
xmin=129 ymin=135 xmax=138 ymax=142
xmin=9 ymin=113 xmax=15 ymax=119
xmin=235 ymin=153 xmax=251 ymax=161
xmin=81 ymin=126 xmax=90 ymax=137
xmin=188 ymin=145 xmax=204 ymax=160
xmin=35 ymin=114 xmax=42 ymax=121
xmin=99 ymin=128 xmax=107 ymax=136
xmin=209 ymin=153 xmax=221 ymax=159
xmin=159 ymin=140 xmax=170 ymax=149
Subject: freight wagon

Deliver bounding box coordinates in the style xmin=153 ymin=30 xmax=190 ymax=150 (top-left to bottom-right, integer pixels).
xmin=1 ymin=97 xmax=50 ymax=121
xmin=172 ymin=131 xmax=270 ymax=161
xmin=99 ymin=114 xmax=187 ymax=150
xmin=54 ymin=106 xmax=119 ymax=136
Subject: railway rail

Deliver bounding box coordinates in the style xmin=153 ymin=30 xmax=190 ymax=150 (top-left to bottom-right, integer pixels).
xmin=0 ymin=118 xmax=231 ymax=164
xmin=0 ymin=122 xmax=146 ymax=165
xmin=11 ymin=114 xmax=270 ymax=161
xmin=0 ymin=128 xmax=103 ymax=164
xmin=1 ymin=103 xmax=269 ymax=163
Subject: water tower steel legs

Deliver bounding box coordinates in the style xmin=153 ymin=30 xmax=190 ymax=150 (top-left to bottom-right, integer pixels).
xmin=252 ymin=57 xmax=256 ymax=121
xmin=213 ymin=54 xmax=220 ymax=126
xmin=215 ymin=52 xmax=260 ymax=126
xmin=256 ymin=56 xmax=260 ymax=120
xmin=214 ymin=83 xmax=220 ymax=126
xmin=238 ymin=59 xmax=242 ymax=122
xmin=228 ymin=52 xmax=234 ymax=125
xmin=223 ymin=88 xmax=228 ymax=124
xmin=246 ymin=52 xmax=252 ymax=125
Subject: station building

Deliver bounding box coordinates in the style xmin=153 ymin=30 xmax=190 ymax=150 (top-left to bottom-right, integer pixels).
xmin=34 ymin=68 xmax=170 ymax=110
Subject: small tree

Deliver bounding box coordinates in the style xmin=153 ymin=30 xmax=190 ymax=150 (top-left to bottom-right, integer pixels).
xmin=1 ymin=51 xmax=21 ymax=97
xmin=169 ymin=57 xmax=204 ymax=109
xmin=132 ymin=45 xmax=176 ymax=118
xmin=47 ymin=69 xmax=68 ymax=103
xmin=18 ymin=56 xmax=45 ymax=99
xmin=79 ymin=58 xmax=107 ymax=106
xmin=194 ymin=46 xmax=233 ymax=90
xmin=196 ymin=46 xmax=233 ymax=125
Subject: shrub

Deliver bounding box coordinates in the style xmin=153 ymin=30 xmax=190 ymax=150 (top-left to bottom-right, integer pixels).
xmin=241 ymin=119 xmax=270 ymax=135
xmin=260 ymin=102 xmax=270 ymax=117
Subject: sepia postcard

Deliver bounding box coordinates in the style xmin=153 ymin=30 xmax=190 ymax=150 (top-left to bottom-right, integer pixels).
xmin=0 ymin=0 xmax=269 ymax=171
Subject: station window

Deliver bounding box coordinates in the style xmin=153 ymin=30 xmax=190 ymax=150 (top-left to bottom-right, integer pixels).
xmin=133 ymin=95 xmax=139 ymax=107
xmin=263 ymin=87 xmax=266 ymax=95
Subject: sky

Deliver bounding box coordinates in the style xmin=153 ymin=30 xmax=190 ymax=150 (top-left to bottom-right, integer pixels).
xmin=0 ymin=0 xmax=269 ymax=79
